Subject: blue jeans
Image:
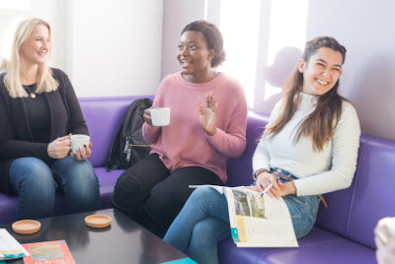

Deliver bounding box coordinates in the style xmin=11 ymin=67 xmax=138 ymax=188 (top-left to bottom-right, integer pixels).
xmin=9 ymin=156 xmax=101 ymax=219
xmin=164 ymin=187 xmax=320 ymax=264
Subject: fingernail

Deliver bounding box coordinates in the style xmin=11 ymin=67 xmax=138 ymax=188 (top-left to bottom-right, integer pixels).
xmin=83 ymin=144 xmax=87 ymax=147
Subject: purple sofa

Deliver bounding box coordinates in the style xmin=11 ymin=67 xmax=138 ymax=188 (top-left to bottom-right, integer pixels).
xmin=0 ymin=97 xmax=393 ymax=263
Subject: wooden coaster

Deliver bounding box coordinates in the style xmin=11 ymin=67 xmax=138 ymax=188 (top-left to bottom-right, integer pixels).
xmin=12 ymin=219 xmax=41 ymax=235
xmin=85 ymin=214 xmax=111 ymax=228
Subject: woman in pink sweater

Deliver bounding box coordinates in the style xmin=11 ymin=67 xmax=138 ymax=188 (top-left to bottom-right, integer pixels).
xmin=112 ymin=20 xmax=247 ymax=237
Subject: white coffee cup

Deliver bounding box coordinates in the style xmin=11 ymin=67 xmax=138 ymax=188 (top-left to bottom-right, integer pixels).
xmin=70 ymin=134 xmax=90 ymax=154
xmin=150 ymin=107 xmax=170 ymax=126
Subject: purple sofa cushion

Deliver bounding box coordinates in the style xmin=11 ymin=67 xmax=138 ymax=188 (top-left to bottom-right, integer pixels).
xmin=347 ymin=136 xmax=395 ymax=248
xmin=314 ymin=135 xmax=368 ymax=238
xmin=219 ymin=227 xmax=375 ymax=264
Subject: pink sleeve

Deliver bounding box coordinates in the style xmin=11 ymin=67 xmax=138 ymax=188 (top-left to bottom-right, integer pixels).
xmin=142 ymin=123 xmax=161 ymax=144
xmin=206 ymin=89 xmax=247 ymax=158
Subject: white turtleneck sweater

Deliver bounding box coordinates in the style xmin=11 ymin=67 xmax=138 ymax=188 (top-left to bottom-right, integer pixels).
xmin=252 ymin=93 xmax=361 ymax=196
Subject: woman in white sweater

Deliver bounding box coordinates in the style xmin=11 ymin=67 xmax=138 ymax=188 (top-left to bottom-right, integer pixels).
xmin=164 ymin=36 xmax=361 ymax=264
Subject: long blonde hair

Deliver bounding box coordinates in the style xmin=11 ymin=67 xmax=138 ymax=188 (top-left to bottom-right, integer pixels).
xmin=0 ymin=16 xmax=58 ymax=98
xmin=264 ymin=36 xmax=347 ymax=152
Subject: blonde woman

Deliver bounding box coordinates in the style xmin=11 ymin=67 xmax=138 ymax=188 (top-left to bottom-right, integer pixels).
xmin=0 ymin=17 xmax=100 ymax=219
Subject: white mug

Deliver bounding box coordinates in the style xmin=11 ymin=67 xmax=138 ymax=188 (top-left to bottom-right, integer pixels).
xmin=70 ymin=134 xmax=90 ymax=154
xmin=150 ymin=107 xmax=171 ymax=126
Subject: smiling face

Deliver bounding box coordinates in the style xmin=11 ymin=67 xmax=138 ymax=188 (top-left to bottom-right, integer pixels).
xmin=298 ymin=47 xmax=343 ymax=96
xmin=19 ymin=24 xmax=50 ymax=67
xmin=176 ymin=30 xmax=215 ymax=83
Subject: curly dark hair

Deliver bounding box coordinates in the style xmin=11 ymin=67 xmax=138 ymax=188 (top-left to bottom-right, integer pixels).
xmin=181 ymin=20 xmax=226 ymax=67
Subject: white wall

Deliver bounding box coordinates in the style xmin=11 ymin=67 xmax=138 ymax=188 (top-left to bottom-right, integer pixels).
xmin=161 ymin=0 xmax=206 ymax=79
xmin=69 ymin=0 xmax=163 ymax=97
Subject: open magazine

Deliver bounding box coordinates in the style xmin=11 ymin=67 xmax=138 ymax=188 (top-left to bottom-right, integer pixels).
xmin=189 ymin=185 xmax=298 ymax=248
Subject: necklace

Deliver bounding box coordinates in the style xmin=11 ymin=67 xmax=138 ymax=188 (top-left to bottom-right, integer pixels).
xmin=24 ymin=84 xmax=37 ymax=98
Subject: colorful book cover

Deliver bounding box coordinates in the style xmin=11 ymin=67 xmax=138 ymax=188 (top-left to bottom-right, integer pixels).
xmin=22 ymin=240 xmax=75 ymax=264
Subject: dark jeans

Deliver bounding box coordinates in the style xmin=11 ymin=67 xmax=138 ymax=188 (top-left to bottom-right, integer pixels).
xmin=112 ymin=154 xmax=223 ymax=237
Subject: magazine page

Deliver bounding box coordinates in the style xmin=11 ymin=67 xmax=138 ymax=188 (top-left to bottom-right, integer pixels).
xmin=22 ymin=240 xmax=76 ymax=264
xmin=0 ymin=228 xmax=29 ymax=260
xmin=224 ymin=188 xmax=298 ymax=248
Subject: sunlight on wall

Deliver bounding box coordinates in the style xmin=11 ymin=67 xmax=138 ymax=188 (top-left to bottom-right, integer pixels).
xmin=217 ymin=0 xmax=308 ymax=111
xmin=218 ymin=0 xmax=261 ymax=107
xmin=0 ymin=0 xmax=30 ymax=10
xmin=204 ymin=0 xmax=209 ymax=19
xmin=264 ymin=0 xmax=308 ymax=101
xmin=0 ymin=15 xmax=27 ymax=61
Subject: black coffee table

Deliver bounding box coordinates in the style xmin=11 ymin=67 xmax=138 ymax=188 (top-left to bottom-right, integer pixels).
xmin=0 ymin=208 xmax=188 ymax=264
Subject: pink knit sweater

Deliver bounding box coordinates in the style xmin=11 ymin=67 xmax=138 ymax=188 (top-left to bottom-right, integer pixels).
xmin=142 ymin=72 xmax=247 ymax=183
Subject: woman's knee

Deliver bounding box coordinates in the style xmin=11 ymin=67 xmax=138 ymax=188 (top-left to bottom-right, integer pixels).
xmin=10 ymin=158 xmax=54 ymax=190
xmin=114 ymin=172 xmax=144 ymax=194
xmin=71 ymin=161 xmax=98 ymax=186
xmin=55 ymin=159 xmax=98 ymax=187
xmin=62 ymin=158 xmax=95 ymax=178
xmin=189 ymin=187 xmax=223 ymax=207
xmin=112 ymin=171 xmax=147 ymax=215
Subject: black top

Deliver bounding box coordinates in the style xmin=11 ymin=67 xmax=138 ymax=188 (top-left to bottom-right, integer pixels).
xmin=0 ymin=68 xmax=89 ymax=194
xmin=23 ymin=84 xmax=51 ymax=143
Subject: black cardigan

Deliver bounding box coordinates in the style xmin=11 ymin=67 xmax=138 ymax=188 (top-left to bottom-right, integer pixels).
xmin=0 ymin=68 xmax=89 ymax=194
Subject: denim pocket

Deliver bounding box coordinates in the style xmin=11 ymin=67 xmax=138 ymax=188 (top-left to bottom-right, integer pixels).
xmin=284 ymin=195 xmax=320 ymax=238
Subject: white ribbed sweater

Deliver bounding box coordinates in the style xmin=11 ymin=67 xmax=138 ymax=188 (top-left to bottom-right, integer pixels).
xmin=253 ymin=93 xmax=361 ymax=196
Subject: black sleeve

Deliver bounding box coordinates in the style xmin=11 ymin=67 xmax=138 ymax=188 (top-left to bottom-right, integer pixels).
xmin=52 ymin=68 xmax=89 ymax=136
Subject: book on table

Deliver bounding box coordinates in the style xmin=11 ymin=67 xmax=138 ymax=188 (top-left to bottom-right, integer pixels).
xmin=22 ymin=240 xmax=76 ymax=264
xmin=189 ymin=185 xmax=298 ymax=248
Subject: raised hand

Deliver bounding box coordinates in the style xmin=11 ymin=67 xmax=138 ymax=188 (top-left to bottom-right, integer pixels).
xmin=199 ymin=93 xmax=217 ymax=136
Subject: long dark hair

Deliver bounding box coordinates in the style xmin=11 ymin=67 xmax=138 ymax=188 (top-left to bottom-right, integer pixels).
xmin=264 ymin=36 xmax=347 ymax=152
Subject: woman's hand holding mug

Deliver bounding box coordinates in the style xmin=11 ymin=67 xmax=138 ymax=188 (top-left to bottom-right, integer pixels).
xmin=47 ymin=135 xmax=71 ymax=159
